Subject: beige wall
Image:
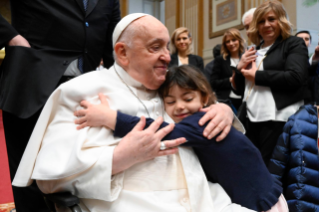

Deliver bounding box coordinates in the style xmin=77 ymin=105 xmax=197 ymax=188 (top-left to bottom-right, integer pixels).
xmin=165 ymin=0 xmax=178 ymax=37
xmin=282 ymin=0 xmax=296 ymax=31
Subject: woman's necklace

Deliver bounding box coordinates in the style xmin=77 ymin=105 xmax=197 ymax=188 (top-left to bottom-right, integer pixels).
xmin=114 ymin=65 xmax=165 ymax=119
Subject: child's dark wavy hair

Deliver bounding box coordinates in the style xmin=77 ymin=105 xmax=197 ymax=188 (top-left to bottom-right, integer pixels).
xmin=158 ymin=65 xmax=216 ymax=106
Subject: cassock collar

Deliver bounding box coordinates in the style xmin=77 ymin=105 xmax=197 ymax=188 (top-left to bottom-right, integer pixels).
xmin=114 ymin=63 xmax=157 ymax=97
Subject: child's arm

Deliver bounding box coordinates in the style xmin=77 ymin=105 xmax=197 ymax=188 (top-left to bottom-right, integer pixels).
xmin=115 ymin=111 xmax=215 ymax=147
xmin=74 ymin=93 xmax=117 ymax=130
xmin=74 ymin=94 xmax=216 ymax=147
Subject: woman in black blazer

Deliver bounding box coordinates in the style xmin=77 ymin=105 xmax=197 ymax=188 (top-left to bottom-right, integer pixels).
xmin=233 ymin=1 xmax=309 ymax=165
xmin=211 ymin=28 xmax=244 ymax=110
xmin=169 ymin=27 xmax=204 ymax=72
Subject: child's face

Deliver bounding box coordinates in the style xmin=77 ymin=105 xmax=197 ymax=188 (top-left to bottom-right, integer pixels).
xmin=164 ymin=85 xmax=203 ymax=123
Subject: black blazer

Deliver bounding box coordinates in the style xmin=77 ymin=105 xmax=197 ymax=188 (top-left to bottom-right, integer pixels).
xmin=0 ymin=0 xmax=120 ymax=118
xmin=210 ymin=55 xmax=234 ymax=100
xmin=234 ymin=36 xmax=309 ymax=110
xmin=203 ymin=59 xmax=214 ymax=81
xmin=169 ymin=53 xmax=204 ymax=72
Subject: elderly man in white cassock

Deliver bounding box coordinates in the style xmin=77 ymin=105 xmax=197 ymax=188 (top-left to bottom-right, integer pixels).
xmin=12 ymin=14 xmax=252 ymax=212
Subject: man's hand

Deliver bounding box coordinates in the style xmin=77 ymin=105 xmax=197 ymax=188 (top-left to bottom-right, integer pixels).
xmin=112 ymin=116 xmax=186 ymax=175
xmin=199 ymin=103 xmax=233 ymax=141
xmin=8 ymin=35 xmax=31 ymax=47
xmin=237 ymin=47 xmax=257 ymax=70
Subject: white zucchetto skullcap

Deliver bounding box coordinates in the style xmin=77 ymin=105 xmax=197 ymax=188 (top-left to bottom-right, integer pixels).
xmin=112 ymin=13 xmax=149 ymax=47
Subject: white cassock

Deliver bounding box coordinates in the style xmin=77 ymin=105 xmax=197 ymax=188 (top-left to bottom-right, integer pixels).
xmin=13 ymin=63 xmax=254 ymax=212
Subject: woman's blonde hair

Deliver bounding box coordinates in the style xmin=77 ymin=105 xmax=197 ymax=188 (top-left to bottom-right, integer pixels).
xmin=221 ymin=28 xmax=245 ymax=60
xmin=248 ymin=0 xmax=292 ymax=45
xmin=170 ymin=27 xmax=193 ymax=55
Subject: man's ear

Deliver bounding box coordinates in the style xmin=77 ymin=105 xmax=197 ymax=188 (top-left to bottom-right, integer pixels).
xmin=114 ymin=42 xmax=129 ymax=66
xmin=202 ymin=95 xmax=209 ymax=107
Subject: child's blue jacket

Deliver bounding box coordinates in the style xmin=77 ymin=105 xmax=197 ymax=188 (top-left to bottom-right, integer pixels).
xmin=268 ymin=104 xmax=319 ymax=211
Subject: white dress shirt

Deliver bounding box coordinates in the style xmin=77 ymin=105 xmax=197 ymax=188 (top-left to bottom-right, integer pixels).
xmin=63 ymin=59 xmax=82 ymax=76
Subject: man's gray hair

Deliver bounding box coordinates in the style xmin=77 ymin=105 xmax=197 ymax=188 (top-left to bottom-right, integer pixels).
xmin=242 ymin=8 xmax=256 ymax=25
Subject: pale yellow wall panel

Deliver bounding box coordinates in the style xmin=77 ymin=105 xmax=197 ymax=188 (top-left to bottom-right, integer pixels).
xmin=166 ymin=0 xmax=177 ymax=18
xmin=282 ymin=0 xmax=296 ymax=29
xmin=165 ymin=0 xmax=177 ymax=38
xmin=166 ymin=16 xmax=177 ymax=38
xmin=186 ymin=4 xmax=196 ymax=54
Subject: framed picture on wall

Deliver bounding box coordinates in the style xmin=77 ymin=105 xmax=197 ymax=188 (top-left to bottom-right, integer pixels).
xmin=209 ymin=0 xmax=244 ymax=38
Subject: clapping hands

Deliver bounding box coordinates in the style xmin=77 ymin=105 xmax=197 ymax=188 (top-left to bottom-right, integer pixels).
xmin=237 ymin=47 xmax=257 ymax=70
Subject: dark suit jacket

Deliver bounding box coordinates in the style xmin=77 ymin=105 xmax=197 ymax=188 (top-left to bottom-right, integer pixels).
xmin=169 ymin=53 xmax=204 ymax=72
xmin=203 ymin=59 xmax=214 ymax=81
xmin=0 ymin=0 xmax=120 ymax=118
xmin=234 ymin=36 xmax=309 ymax=110
xmin=307 ymin=61 xmax=319 ymax=104
xmin=210 ymin=55 xmax=234 ymax=100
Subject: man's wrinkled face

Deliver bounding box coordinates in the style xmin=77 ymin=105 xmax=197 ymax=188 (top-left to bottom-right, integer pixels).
xmin=244 ymin=14 xmax=253 ymax=38
xmin=126 ymin=17 xmax=171 ymax=90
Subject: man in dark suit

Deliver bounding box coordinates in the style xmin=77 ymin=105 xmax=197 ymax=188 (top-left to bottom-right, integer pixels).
xmin=0 ymin=1 xmax=120 ymax=211
xmin=203 ymin=44 xmax=221 ymax=82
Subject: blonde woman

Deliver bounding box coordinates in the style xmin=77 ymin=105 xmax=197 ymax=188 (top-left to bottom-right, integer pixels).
xmin=169 ymin=27 xmax=204 ymax=71
xmin=233 ymin=0 xmax=309 ymax=165
xmin=211 ymin=28 xmax=245 ymax=110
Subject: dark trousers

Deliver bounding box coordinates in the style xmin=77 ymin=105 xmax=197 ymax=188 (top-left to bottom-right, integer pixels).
xmin=229 ymin=97 xmax=242 ymax=111
xmin=2 ymin=77 xmax=72 ymax=212
xmin=3 ymin=109 xmax=49 ymax=212
xmin=245 ymin=119 xmax=286 ymax=166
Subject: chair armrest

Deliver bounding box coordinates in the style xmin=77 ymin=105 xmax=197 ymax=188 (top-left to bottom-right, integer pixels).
xmin=44 ymin=192 xmax=82 ymax=212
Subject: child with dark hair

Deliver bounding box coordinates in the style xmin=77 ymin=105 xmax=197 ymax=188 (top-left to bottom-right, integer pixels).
xmin=75 ymin=65 xmax=287 ymax=212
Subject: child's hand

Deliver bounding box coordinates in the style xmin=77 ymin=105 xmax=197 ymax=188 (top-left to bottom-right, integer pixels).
xmin=74 ymin=93 xmax=117 ymax=130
